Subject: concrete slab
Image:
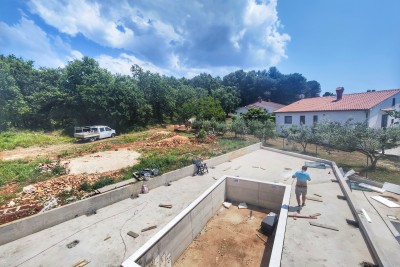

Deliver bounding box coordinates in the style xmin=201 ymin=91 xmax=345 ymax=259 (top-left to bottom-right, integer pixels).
xmin=0 ymin=149 xmax=376 ymax=267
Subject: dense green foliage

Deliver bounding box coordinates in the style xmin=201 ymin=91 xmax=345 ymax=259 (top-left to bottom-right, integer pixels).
xmin=1 ymin=54 xmax=320 ymax=133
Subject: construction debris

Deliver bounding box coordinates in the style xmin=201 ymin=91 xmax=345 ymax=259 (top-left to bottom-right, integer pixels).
xmin=72 ymin=259 xmax=90 ymax=267
xmin=337 ymin=195 xmax=347 ymax=200
xmin=350 ymin=182 xmax=373 ymax=192
xmin=223 ymin=202 xmax=232 ymax=209
xmin=370 ymin=196 xmax=400 ymax=208
xmin=361 ymin=209 xmax=372 ymax=223
xmin=127 ymin=231 xmax=139 ymax=238
xmin=306 ymin=196 xmax=323 ymax=202
xmin=23 ymin=185 xmax=36 ymax=194
xmin=288 ymin=214 xmax=318 ymax=219
xmin=66 ymin=240 xmax=80 ymax=248
xmin=141 ymin=225 xmax=157 ymax=232
xmin=346 ymin=219 xmax=359 ymax=227
xmin=331 ymin=179 xmax=338 ymax=183
xmin=358 ymin=183 xmax=385 ymax=193
xmin=159 ymin=204 xmax=172 ymax=209
xmin=41 ymin=198 xmax=58 ymax=212
xmin=382 ymin=182 xmax=400 ymax=195
xmin=309 ymin=222 xmax=339 ymax=231
xmin=238 ymin=202 xmax=248 ymax=209
xmin=313 ymin=194 xmax=322 ymax=197
xmin=304 ymin=162 xmax=326 ymax=169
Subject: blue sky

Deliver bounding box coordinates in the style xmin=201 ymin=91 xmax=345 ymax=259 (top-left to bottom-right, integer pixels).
xmin=0 ymin=0 xmax=399 ymax=94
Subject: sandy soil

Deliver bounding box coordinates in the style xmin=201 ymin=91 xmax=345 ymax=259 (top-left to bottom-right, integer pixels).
xmin=67 ymin=149 xmax=141 ymax=174
xmin=174 ymin=204 xmax=272 ymax=267
xmin=0 ymin=143 xmax=79 ymax=161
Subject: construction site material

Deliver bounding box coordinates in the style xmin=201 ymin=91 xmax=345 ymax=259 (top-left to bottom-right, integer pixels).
xmin=309 ymin=213 xmax=321 ymax=217
xmin=331 ymin=179 xmax=338 ymax=183
xmin=309 ymin=222 xmax=339 ymax=231
xmin=306 ymin=196 xmax=323 ymax=202
xmin=260 ymin=212 xmax=278 ymax=234
xmin=159 ymin=204 xmax=173 ymax=209
xmin=314 ymin=193 xmax=322 ymax=197
xmin=382 ymin=182 xmax=400 ymax=195
xmin=337 ymin=195 xmax=347 ymax=200
xmin=387 ymin=215 xmax=398 ymax=220
xmin=127 ymin=231 xmax=139 ymax=238
xmin=346 ymin=219 xmax=359 ymax=227
xmin=66 ymin=240 xmax=80 ymax=248
xmin=72 ymin=259 xmax=90 ymax=267
xmin=358 ymin=183 xmax=385 ymax=193
xmin=256 ymin=232 xmax=267 ymax=243
xmin=350 ymin=182 xmax=373 ymax=192
xmin=344 ymin=169 xmax=355 ymax=178
xmin=305 ymin=161 xmax=326 ymax=169
xmin=288 ymin=214 xmax=317 ymax=219
xmin=141 ymin=225 xmax=157 ymax=232
xmin=238 ymin=202 xmax=248 ymax=209
xmin=361 ymin=209 xmax=372 ymax=223
xmin=223 ymin=202 xmax=232 ymax=209
xmin=370 ymin=196 xmax=400 ymax=208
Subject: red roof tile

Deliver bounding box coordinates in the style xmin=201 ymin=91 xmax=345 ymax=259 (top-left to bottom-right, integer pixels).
xmin=275 ymin=89 xmax=400 ymax=113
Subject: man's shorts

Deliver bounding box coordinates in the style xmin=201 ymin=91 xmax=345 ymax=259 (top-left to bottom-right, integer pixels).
xmin=295 ymin=185 xmax=307 ymax=196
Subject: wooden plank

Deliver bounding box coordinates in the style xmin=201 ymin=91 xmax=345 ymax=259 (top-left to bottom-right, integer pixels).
xmin=72 ymin=260 xmax=90 ymax=267
xmin=159 ymin=204 xmax=173 ymax=208
xmin=370 ymin=196 xmax=400 ymax=208
xmin=358 ymin=183 xmax=385 ymax=193
xmin=306 ymin=196 xmax=323 ymax=202
xmin=141 ymin=225 xmax=157 ymax=232
xmin=127 ymin=231 xmax=139 ymax=238
xmin=288 ymin=214 xmax=317 ymax=219
xmin=309 ymin=222 xmax=339 ymax=231
xmin=313 ymin=193 xmax=322 ymax=197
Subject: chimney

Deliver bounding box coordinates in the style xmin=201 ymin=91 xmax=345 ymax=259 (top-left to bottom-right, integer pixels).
xmin=336 ymin=87 xmax=344 ymax=100
xmin=258 ymin=96 xmax=262 ymax=103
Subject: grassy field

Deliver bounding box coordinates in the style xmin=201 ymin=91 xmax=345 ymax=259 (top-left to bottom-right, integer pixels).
xmin=0 ymin=131 xmax=74 ymax=151
xmin=264 ymin=138 xmax=400 ymax=184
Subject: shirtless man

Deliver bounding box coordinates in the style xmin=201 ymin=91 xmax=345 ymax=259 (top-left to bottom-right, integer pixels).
xmin=292 ymin=166 xmax=311 ymax=207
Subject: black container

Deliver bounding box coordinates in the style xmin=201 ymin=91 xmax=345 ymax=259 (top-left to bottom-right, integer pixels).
xmin=260 ymin=212 xmax=278 ymax=235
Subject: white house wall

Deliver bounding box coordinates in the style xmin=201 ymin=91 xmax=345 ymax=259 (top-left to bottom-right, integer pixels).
xmin=275 ymin=111 xmax=367 ymax=132
xmin=368 ymin=92 xmax=400 ymax=128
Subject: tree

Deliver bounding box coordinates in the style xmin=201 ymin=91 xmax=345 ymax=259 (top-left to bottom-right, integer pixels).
xmin=323 ymin=92 xmax=335 ymax=97
xmin=253 ymin=120 xmax=276 ymax=144
xmin=196 ymin=96 xmax=225 ymax=121
xmin=282 ymin=125 xmax=314 ymax=153
xmin=242 ymin=108 xmax=271 ymax=122
xmin=212 ymin=86 xmax=240 ymax=116
xmin=305 ymin=80 xmax=321 ymax=98
xmin=316 ymin=120 xmax=400 ymax=169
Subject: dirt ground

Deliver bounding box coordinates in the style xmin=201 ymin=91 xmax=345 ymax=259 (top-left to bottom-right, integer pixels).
xmin=0 ymin=130 xmax=217 ymax=225
xmin=174 ymin=204 xmax=272 ymax=267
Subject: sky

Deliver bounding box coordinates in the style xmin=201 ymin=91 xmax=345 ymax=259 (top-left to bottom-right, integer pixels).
xmin=0 ymin=0 xmax=399 ymax=94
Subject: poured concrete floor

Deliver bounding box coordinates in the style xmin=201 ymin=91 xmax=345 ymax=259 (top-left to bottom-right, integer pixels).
xmin=0 ymin=148 xmax=376 ymax=266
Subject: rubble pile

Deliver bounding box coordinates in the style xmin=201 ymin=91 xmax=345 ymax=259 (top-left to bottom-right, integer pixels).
xmin=152 ymin=135 xmax=190 ymax=148
xmin=37 ymin=161 xmax=69 ymax=174
xmin=147 ymin=131 xmax=174 ymax=140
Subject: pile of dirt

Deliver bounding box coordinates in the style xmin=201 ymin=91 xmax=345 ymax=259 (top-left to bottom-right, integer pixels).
xmin=148 ymin=131 xmax=174 ymax=140
xmin=38 ymin=161 xmax=69 ymax=174
xmin=152 ymin=135 xmax=190 ymax=148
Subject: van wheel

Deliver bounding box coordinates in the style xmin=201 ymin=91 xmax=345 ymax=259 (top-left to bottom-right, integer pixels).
xmin=111 ymin=133 xmax=115 ymax=137
xmin=90 ymin=137 xmax=96 ymax=142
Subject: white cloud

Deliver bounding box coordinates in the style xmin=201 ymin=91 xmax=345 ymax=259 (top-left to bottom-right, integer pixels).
xmin=24 ymin=0 xmax=290 ymax=75
xmin=0 ymin=17 xmax=84 ymax=68
xmin=0 ymin=17 xmax=65 ymax=67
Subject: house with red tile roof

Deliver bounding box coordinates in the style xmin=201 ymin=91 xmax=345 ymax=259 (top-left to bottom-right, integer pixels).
xmin=274 ymin=87 xmax=400 ymax=131
xmin=236 ymin=97 xmax=285 ymax=115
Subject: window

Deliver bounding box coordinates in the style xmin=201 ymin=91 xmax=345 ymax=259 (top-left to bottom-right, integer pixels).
xmin=300 ymin=115 xmax=305 ymax=125
xmin=313 ymin=115 xmax=318 ymax=123
xmin=100 ymin=128 xmax=105 ymax=132
xmin=392 ymin=98 xmax=396 ymax=107
xmin=106 ymin=127 xmax=111 ymax=131
xmin=284 ymin=116 xmax=292 ymax=124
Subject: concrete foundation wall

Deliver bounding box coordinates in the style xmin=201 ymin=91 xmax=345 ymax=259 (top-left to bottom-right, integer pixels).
xmin=0 ymin=143 xmax=260 ymax=246
xmin=123 ymin=176 xmax=289 ymax=267
xmin=226 ymin=177 xmax=286 ymax=213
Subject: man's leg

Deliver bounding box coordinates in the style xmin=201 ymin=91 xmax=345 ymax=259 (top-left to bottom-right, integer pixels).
xmin=302 ymin=187 xmax=307 ymax=206
xmin=295 ymin=187 xmax=301 ymax=206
